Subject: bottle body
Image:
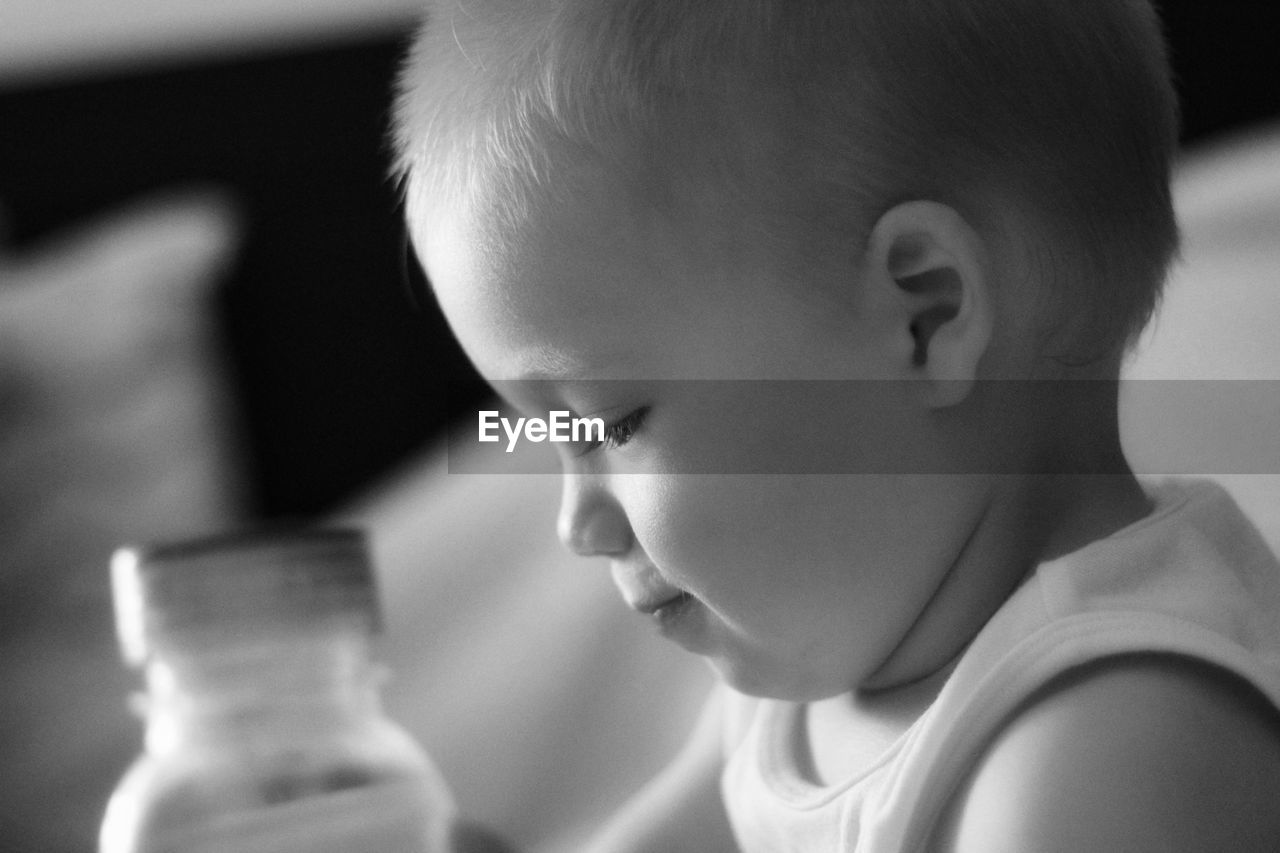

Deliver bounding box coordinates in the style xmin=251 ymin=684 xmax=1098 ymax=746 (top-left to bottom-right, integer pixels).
xmin=105 ymin=771 xmax=445 ymax=853
xmin=101 ymin=531 xmax=455 ymax=853
xmin=102 ymin=633 xmax=454 ymax=853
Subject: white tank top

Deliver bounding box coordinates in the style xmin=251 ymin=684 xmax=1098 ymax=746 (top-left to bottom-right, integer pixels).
xmin=721 ymin=479 xmax=1280 ymax=852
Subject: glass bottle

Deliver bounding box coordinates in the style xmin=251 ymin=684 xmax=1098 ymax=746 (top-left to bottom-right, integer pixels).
xmin=100 ymin=528 xmax=455 ymax=853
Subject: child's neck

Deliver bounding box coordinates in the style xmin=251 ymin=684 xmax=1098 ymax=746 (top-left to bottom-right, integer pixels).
xmin=862 ymin=382 xmax=1152 ymax=693
xmin=1036 ymin=473 xmax=1153 ymax=561
xmin=800 ymin=472 xmax=1151 ymax=788
xmin=867 ymin=472 xmax=1151 ymax=688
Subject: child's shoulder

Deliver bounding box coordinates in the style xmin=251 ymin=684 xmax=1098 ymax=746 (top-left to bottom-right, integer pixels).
xmin=932 ymin=652 xmax=1280 ymax=852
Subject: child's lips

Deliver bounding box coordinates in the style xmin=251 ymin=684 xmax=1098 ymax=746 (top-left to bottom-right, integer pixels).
xmin=648 ymin=591 xmax=697 ymax=628
xmin=628 ymin=588 xmax=700 ymax=642
xmin=632 ymin=590 xmax=689 ymax=616
xmin=612 ymin=563 xmax=703 ymax=641
xmin=611 ymin=560 xmax=680 ymax=612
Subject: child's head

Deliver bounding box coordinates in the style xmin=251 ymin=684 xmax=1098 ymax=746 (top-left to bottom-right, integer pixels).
xmin=394 ymin=0 xmax=1179 ymax=367
xmin=392 ymin=0 xmax=1179 ymax=700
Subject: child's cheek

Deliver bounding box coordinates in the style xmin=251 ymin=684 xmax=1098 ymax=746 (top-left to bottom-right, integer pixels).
xmin=620 ymin=474 xmax=780 ymax=596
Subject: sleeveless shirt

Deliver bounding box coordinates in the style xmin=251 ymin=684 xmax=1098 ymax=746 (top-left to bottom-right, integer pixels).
xmin=721 ymin=479 xmax=1280 ymax=852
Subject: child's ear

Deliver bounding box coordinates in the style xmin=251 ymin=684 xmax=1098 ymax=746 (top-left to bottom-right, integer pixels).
xmin=862 ymin=201 xmax=993 ymax=408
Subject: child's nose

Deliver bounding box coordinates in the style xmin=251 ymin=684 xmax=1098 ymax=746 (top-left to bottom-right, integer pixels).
xmin=557 ymin=473 xmax=631 ymax=557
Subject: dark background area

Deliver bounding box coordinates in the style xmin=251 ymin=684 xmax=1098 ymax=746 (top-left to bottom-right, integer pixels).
xmin=2 ymin=32 xmax=494 ymax=518
xmin=1 ymin=3 xmax=1278 ymax=519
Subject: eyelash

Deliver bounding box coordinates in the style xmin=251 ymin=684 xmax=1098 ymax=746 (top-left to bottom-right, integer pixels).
xmin=584 ymin=407 xmax=649 ymax=454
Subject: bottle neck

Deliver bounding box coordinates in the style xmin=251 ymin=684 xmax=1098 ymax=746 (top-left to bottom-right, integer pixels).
xmin=140 ymin=627 xmax=385 ymax=752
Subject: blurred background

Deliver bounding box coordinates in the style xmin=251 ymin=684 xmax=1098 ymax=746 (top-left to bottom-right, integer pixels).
xmin=1 ymin=0 xmax=492 ymax=522
xmin=1 ymin=2 xmax=1279 ymax=852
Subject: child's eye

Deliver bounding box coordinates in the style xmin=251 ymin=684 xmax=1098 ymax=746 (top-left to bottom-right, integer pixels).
xmin=580 ymin=407 xmax=649 ymax=455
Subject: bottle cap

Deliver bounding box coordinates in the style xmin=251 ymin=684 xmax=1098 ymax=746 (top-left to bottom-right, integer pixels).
xmin=111 ymin=527 xmax=381 ymax=666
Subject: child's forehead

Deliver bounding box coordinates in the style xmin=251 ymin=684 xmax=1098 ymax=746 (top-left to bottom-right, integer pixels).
xmin=422 ymin=137 xmax=724 ymax=260
xmin=416 ymin=150 xmax=866 ymax=382
xmin=514 ymin=124 xmax=854 ymax=272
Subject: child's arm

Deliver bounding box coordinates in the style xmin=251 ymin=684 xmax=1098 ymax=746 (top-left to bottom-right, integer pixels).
xmin=579 ymin=686 xmax=740 ymax=853
xmin=932 ymin=654 xmax=1280 ymax=852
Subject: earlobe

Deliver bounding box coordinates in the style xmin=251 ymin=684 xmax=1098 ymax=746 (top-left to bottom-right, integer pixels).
xmin=866 ymin=201 xmax=993 ymax=408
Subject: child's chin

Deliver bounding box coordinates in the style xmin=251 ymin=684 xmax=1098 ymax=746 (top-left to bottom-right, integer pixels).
xmin=708 ymin=654 xmax=850 ymax=703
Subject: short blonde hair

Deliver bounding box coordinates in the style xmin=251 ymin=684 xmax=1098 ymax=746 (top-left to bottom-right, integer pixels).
xmin=392 ymin=0 xmax=1179 ymax=363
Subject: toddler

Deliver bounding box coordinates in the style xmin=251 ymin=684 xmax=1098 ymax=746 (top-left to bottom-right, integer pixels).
xmin=392 ymin=1 xmax=1280 ymax=850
